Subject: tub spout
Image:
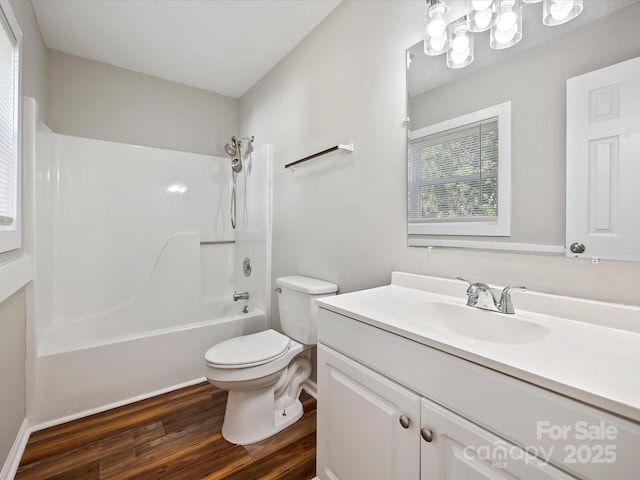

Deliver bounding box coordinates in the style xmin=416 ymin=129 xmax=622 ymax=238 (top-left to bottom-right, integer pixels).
xmin=233 ymin=291 xmax=249 ymax=301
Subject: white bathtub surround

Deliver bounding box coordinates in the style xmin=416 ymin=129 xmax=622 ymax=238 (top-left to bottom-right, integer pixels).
xmin=38 ymin=133 xmax=234 ymax=328
xmin=39 ymin=232 xmax=205 ymax=355
xmin=233 ymin=143 xmax=273 ymax=327
xmin=33 ymin=303 xmax=265 ymax=425
xmin=24 ymin=98 xmax=274 ymax=425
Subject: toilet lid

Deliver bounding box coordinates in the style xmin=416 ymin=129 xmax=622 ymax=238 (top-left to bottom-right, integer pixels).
xmin=204 ymin=329 xmax=290 ymax=368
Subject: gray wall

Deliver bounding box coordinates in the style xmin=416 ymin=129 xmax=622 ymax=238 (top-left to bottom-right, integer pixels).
xmin=1 ymin=0 xmax=48 ymax=468
xmin=0 ymin=290 xmax=26 ymax=465
xmin=241 ymin=0 xmax=640 ymax=326
xmin=409 ymin=5 xmax=640 ymax=248
xmin=46 ymin=49 xmax=240 ymax=156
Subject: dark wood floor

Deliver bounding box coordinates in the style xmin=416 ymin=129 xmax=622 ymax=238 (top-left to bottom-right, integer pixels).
xmin=16 ymin=382 xmax=317 ymax=480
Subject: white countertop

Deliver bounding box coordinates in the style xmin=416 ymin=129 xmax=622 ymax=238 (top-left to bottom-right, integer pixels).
xmin=317 ymin=273 xmax=640 ymax=423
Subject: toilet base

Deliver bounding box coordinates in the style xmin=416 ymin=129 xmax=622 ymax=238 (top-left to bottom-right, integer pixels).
xmin=222 ymin=397 xmax=305 ymax=445
xmin=272 ymin=397 xmax=304 ymax=434
xmin=217 ymin=356 xmax=311 ymax=445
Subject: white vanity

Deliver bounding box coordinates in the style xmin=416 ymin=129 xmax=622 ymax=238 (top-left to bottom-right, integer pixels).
xmin=315 ymin=273 xmax=640 ymax=480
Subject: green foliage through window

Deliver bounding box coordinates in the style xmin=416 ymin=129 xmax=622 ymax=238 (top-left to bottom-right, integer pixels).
xmin=409 ymin=117 xmax=499 ymax=222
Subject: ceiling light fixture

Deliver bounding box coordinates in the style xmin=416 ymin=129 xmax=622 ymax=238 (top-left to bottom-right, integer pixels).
xmin=423 ymin=0 xmax=449 ymax=55
xmin=423 ymin=0 xmax=583 ymax=69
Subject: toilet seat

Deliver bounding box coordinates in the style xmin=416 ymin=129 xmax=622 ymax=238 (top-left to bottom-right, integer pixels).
xmin=205 ymin=329 xmax=290 ymax=369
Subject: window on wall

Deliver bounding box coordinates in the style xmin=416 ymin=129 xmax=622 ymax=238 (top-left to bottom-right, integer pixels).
xmin=0 ymin=0 xmax=21 ymax=254
xmin=408 ymin=102 xmax=511 ymax=237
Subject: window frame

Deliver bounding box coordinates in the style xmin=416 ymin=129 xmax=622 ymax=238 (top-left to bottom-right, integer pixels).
xmin=0 ymin=0 xmax=22 ymax=254
xmin=408 ymin=101 xmax=511 ymax=237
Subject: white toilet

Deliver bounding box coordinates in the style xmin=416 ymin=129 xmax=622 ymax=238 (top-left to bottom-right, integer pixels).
xmin=204 ymin=275 xmax=338 ymax=445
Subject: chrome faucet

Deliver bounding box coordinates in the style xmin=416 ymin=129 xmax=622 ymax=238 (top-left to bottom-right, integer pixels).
xmin=456 ymin=278 xmax=526 ymax=314
xmin=233 ymin=291 xmax=249 ymax=301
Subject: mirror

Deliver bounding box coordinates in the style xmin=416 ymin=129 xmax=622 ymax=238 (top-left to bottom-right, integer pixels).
xmin=406 ymin=0 xmax=640 ymax=260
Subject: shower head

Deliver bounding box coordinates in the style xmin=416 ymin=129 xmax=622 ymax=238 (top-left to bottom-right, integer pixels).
xmin=224 ymin=136 xmax=238 ymax=157
xmin=225 ymin=135 xmax=254 ymax=174
xmin=224 ymin=143 xmax=236 ymax=157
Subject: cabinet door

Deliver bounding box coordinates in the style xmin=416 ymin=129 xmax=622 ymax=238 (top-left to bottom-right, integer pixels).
xmin=317 ymin=344 xmax=421 ymax=480
xmin=420 ymin=397 xmax=573 ymax=480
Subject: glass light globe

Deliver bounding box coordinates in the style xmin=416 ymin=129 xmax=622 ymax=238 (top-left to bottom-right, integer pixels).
xmin=450 ymin=49 xmax=471 ymax=65
xmin=551 ymin=0 xmax=575 ymax=21
xmin=447 ymin=22 xmax=474 ymax=69
xmin=451 ymin=32 xmax=470 ymax=52
xmin=471 ymin=0 xmax=493 ymax=10
xmin=494 ymin=27 xmax=516 ymax=45
xmin=497 ymin=9 xmax=516 ymax=30
xmin=430 ymin=34 xmax=447 ymax=52
xmin=543 ymin=0 xmax=583 ymax=26
xmin=427 ymin=16 xmax=446 ymax=38
xmin=490 ymin=0 xmax=522 ymax=49
xmin=473 ymin=8 xmax=494 ymax=30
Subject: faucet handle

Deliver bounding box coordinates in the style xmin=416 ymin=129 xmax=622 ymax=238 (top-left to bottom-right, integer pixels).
xmin=498 ymin=285 xmax=527 ymax=314
xmin=455 ymin=278 xmax=492 ymax=290
xmin=455 ymin=277 xmax=477 ymax=293
xmin=456 ymin=277 xmax=482 ymax=306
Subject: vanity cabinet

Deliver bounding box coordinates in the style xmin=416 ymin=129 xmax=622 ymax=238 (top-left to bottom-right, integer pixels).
xmin=316 ymin=307 xmax=640 ymax=480
xmin=318 ymin=344 xmax=571 ymax=480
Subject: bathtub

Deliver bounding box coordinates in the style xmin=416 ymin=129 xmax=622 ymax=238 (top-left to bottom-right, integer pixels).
xmin=32 ymin=302 xmax=266 ymax=427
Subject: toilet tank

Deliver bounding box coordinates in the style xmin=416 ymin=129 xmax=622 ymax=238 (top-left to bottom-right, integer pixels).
xmin=276 ymin=275 xmax=338 ymax=345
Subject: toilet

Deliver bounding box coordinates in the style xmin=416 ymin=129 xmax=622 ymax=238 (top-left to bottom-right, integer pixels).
xmin=204 ymin=275 xmax=338 ymax=445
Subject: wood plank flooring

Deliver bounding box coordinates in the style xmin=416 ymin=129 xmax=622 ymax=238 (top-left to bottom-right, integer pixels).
xmin=17 ymin=382 xmax=317 ymax=480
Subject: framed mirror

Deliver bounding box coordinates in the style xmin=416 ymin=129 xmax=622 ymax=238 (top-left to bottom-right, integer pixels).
xmin=406 ymin=0 xmax=640 ymax=260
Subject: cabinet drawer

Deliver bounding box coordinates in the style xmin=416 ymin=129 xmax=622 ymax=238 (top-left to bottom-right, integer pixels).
xmin=318 ymin=308 xmax=640 ymax=480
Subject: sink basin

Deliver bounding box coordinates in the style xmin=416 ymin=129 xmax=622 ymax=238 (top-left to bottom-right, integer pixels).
xmin=398 ymin=302 xmax=551 ymax=344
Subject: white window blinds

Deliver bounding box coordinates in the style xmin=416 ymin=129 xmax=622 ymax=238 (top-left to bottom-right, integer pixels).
xmin=0 ymin=7 xmax=18 ymax=228
xmin=408 ymin=117 xmax=499 ymax=223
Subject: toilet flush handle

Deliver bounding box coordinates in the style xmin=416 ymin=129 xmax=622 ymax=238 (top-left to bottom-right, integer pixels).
xmin=275 ymin=287 xmax=282 ymax=293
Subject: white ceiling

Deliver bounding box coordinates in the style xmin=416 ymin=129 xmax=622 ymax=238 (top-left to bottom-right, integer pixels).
xmin=31 ymin=0 xmax=341 ymax=99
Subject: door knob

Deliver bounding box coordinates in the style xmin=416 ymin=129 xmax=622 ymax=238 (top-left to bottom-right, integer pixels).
xmin=570 ymin=242 xmax=586 ymax=254
xmin=420 ymin=427 xmax=434 ymax=442
xmin=399 ymin=415 xmax=411 ymax=429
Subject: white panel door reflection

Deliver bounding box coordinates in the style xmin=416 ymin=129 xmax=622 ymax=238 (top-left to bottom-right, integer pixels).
xmin=566 ymin=55 xmax=640 ymax=261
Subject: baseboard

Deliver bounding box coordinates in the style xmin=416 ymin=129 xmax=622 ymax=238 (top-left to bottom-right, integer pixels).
xmin=0 ymin=419 xmax=30 ymax=480
xmin=303 ymin=379 xmax=317 ymax=399
xmin=30 ymin=377 xmax=207 ymax=433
